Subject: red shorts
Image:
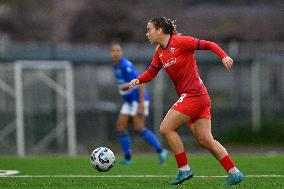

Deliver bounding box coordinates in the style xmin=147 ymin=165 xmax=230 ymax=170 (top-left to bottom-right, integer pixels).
xmin=171 ymin=93 xmax=211 ymax=126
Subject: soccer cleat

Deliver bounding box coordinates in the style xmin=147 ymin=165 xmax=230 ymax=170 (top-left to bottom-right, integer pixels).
xmin=225 ymin=171 xmax=244 ymax=185
xmin=159 ymin=149 xmax=168 ymax=164
xmin=169 ymin=169 xmax=194 ymax=185
xmin=118 ymin=159 xmax=133 ymax=165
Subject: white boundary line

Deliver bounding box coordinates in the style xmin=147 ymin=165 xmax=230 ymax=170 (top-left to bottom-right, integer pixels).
xmin=0 ymin=170 xmax=19 ymax=176
xmin=0 ymin=175 xmax=283 ymax=178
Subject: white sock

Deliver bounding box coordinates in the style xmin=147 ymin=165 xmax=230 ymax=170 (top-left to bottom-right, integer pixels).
xmin=228 ymin=167 xmax=239 ymax=174
xmin=179 ymin=165 xmax=190 ymax=171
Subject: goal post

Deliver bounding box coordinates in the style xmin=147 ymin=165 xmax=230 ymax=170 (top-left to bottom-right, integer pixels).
xmin=14 ymin=60 xmax=77 ymax=156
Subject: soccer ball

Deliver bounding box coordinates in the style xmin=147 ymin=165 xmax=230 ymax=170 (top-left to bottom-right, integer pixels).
xmin=90 ymin=147 xmax=115 ymax=172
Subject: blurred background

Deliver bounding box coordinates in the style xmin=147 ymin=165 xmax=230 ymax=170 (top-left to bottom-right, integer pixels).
xmin=0 ymin=0 xmax=283 ymax=156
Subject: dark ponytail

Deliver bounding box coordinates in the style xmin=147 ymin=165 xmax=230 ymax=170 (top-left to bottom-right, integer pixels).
xmin=150 ymin=17 xmax=178 ymax=35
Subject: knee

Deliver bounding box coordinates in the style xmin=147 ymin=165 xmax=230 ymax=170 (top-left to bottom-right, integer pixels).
xmin=197 ymin=137 xmax=214 ymax=148
xmin=160 ymin=125 xmax=170 ymax=136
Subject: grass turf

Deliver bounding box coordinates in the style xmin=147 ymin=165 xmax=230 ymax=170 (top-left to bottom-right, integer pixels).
xmin=0 ymin=154 xmax=283 ymax=189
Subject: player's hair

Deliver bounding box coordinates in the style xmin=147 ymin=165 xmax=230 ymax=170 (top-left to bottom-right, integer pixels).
xmin=110 ymin=39 xmax=123 ymax=48
xmin=149 ymin=17 xmax=178 ymax=35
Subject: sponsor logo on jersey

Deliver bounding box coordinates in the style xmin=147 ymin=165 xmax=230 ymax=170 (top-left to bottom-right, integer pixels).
xmin=163 ymin=58 xmax=176 ymax=68
xmin=170 ymin=47 xmax=175 ymax=52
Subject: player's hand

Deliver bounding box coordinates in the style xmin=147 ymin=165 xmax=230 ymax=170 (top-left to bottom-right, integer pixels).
xmin=129 ymin=79 xmax=140 ymax=89
xmin=222 ymin=56 xmax=233 ymax=72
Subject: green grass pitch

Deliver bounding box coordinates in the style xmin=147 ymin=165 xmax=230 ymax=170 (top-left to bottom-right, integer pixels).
xmin=0 ymin=154 xmax=283 ymax=189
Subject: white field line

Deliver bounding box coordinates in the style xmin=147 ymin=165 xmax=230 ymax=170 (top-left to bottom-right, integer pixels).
xmin=0 ymin=170 xmax=19 ymax=176
xmin=0 ymin=175 xmax=283 ymax=178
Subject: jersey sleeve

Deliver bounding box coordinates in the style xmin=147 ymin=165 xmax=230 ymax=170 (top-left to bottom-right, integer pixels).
xmin=137 ymin=50 xmax=163 ymax=83
xmin=178 ymin=36 xmax=227 ymax=59
xmin=198 ymin=40 xmax=227 ymax=59
xmin=178 ymin=36 xmax=199 ymax=51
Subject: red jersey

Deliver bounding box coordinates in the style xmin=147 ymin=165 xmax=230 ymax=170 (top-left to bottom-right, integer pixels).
xmin=137 ymin=35 xmax=227 ymax=96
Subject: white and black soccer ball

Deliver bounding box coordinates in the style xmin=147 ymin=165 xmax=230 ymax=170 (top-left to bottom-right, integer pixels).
xmin=90 ymin=147 xmax=115 ymax=172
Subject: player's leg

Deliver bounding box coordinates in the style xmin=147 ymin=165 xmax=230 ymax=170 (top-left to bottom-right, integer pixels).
xmin=117 ymin=114 xmax=130 ymax=133
xmin=159 ymin=109 xmax=193 ymax=185
xmin=190 ymin=118 xmax=228 ymax=160
xmin=160 ymin=109 xmax=189 ymax=153
xmin=117 ymin=103 xmax=133 ymax=164
xmin=133 ymin=114 xmax=162 ymax=151
xmin=190 ymin=118 xmax=244 ymax=185
xmin=132 ymin=101 xmax=168 ymax=164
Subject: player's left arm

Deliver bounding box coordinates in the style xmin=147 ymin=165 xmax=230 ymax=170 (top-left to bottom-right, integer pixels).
xmin=198 ymin=40 xmax=233 ymax=71
xmin=179 ymin=36 xmax=233 ymax=71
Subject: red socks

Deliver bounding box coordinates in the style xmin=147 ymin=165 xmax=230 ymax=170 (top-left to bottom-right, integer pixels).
xmin=175 ymin=152 xmax=236 ymax=173
xmin=220 ymin=155 xmax=235 ymax=172
xmin=175 ymin=151 xmax=188 ymax=168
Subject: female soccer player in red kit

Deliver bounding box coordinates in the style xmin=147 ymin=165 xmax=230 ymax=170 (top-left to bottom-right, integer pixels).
xmin=129 ymin=17 xmax=244 ymax=185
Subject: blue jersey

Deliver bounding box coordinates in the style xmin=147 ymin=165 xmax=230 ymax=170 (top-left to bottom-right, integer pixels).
xmin=112 ymin=57 xmax=150 ymax=103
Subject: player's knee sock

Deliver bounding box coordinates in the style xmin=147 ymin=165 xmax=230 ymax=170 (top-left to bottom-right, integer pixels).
xmin=220 ymin=155 xmax=239 ymax=174
xmin=119 ymin=132 xmax=132 ymax=160
xmin=140 ymin=128 xmax=162 ymax=153
xmin=175 ymin=151 xmax=190 ymax=171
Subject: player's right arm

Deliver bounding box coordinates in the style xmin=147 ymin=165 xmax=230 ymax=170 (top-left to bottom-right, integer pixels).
xmin=129 ymin=50 xmax=162 ymax=89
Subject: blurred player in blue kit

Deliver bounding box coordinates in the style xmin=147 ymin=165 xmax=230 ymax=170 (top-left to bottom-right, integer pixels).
xmin=110 ymin=41 xmax=168 ymax=165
